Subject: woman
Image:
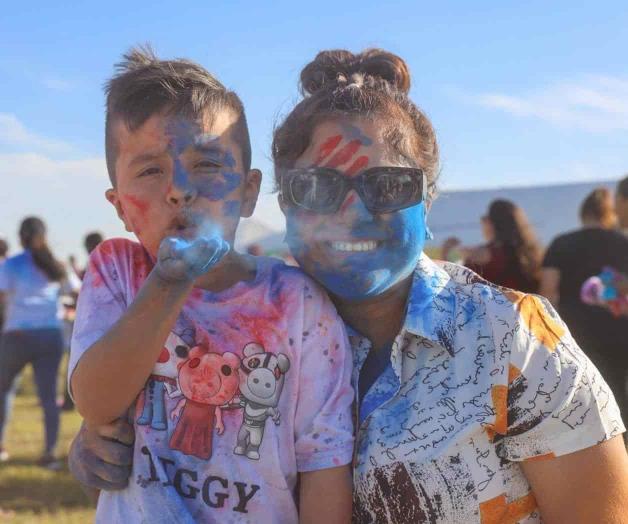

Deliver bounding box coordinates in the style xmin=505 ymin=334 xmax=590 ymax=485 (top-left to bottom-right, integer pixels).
xmin=69 ymin=50 xmax=628 ymax=522
xmin=464 ymin=199 xmax=542 ymax=292
xmin=0 ymin=217 xmax=79 ymax=468
xmin=541 ymin=187 xmax=628 ymax=426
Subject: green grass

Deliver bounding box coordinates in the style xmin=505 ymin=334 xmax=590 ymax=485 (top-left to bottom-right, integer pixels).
xmin=0 ymin=359 xmax=95 ymax=523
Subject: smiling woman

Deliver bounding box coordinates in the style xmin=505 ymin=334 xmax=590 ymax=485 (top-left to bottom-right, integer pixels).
xmin=271 ymin=48 xmax=628 ymax=523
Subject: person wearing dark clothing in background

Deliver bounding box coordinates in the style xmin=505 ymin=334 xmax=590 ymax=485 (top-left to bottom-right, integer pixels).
xmin=617 ymin=175 xmax=628 ymax=235
xmin=465 ymin=199 xmax=543 ymax=293
xmin=541 ymin=187 xmax=628 ymax=425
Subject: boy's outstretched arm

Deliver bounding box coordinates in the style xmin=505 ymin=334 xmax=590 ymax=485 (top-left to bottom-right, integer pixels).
xmin=299 ymin=465 xmax=352 ymax=524
xmin=71 ymin=236 xmax=228 ymax=426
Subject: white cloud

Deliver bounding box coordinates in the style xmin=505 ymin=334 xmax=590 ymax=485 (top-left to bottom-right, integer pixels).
xmin=468 ymin=75 xmax=628 ymax=132
xmin=0 ymin=152 xmax=106 ymax=180
xmin=0 ymin=113 xmax=75 ymax=154
xmin=41 ymin=75 xmax=75 ymax=91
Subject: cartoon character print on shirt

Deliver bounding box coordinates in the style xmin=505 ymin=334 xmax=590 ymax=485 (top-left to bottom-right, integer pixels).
xmin=137 ymin=332 xmax=190 ymax=430
xmin=169 ymin=343 xmax=241 ymax=460
xmin=234 ymin=342 xmax=290 ymax=460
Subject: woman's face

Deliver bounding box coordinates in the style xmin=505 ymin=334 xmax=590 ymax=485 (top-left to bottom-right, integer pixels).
xmin=280 ymin=118 xmax=428 ymax=302
xmin=481 ymin=216 xmax=495 ymax=242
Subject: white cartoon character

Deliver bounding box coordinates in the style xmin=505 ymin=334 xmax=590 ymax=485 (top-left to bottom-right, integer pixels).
xmin=234 ymin=342 xmax=290 ymax=460
xmin=137 ymin=332 xmax=189 ymax=430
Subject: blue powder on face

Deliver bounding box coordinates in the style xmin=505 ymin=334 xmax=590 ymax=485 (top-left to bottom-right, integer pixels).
xmin=197 ymin=172 xmax=242 ymax=201
xmin=285 ymin=200 xmax=428 ymax=301
xmin=223 ymin=200 xmax=241 ymax=219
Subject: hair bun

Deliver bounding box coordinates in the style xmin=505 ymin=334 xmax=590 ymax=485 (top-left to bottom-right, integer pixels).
xmin=300 ymin=48 xmax=411 ymax=95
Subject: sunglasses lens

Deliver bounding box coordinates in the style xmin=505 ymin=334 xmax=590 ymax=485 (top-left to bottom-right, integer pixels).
xmin=289 ymin=171 xmax=342 ymax=213
xmin=363 ymin=170 xmax=423 ymax=212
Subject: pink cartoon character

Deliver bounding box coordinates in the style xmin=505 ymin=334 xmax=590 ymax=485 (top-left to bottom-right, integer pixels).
xmin=169 ymin=345 xmax=240 ymax=460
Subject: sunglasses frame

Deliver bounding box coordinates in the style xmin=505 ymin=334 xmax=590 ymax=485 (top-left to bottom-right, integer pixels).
xmin=279 ymin=166 xmax=427 ymax=215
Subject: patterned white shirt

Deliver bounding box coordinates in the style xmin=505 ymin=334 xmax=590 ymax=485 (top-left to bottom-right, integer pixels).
xmin=350 ymin=255 xmax=624 ymax=523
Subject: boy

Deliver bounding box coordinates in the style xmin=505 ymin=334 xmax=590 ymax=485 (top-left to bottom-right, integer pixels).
xmin=69 ymin=47 xmax=353 ymax=523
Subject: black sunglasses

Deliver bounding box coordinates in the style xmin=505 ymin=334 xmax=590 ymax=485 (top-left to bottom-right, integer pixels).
xmin=279 ymin=166 xmax=426 ymax=214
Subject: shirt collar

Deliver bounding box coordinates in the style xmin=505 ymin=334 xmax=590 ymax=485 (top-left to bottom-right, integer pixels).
xmin=403 ymin=254 xmax=458 ymax=355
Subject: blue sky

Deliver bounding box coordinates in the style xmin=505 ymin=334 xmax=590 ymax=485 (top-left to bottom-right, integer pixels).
xmin=1 ymin=1 xmax=627 ymax=260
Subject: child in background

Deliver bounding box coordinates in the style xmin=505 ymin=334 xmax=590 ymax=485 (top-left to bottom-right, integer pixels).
xmin=69 ymin=47 xmax=353 ymax=523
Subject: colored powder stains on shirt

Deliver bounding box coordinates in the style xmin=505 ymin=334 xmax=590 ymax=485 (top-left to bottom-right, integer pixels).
xmin=351 ymin=255 xmax=624 ymax=523
xmin=479 ymin=492 xmax=537 ymax=524
xmin=504 ymin=290 xmax=565 ymax=351
xmin=70 ymin=239 xmax=354 ymax=524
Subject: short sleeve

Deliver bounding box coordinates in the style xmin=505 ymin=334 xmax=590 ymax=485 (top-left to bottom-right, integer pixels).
xmin=0 ymin=261 xmax=11 ymax=292
xmin=293 ymin=286 xmax=355 ymax=472
xmin=68 ymin=242 xmax=130 ymax=394
xmin=542 ymin=237 xmax=564 ymax=269
xmin=495 ymin=293 xmax=625 ymax=461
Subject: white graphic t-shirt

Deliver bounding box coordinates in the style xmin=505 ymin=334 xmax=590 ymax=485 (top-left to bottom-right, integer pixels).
xmin=70 ymin=238 xmax=354 ymax=524
xmin=351 ymin=255 xmax=625 ymax=523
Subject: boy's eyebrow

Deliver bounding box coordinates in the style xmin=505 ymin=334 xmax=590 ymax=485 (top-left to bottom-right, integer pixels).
xmin=127 ymin=150 xmax=168 ymax=168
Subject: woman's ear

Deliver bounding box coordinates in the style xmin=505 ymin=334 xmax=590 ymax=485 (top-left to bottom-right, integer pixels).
xmin=105 ymin=188 xmax=133 ymax=232
xmin=240 ymin=169 xmax=262 ymax=218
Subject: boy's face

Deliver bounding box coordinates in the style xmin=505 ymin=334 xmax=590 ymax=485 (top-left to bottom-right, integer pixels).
xmin=106 ymin=110 xmax=260 ymax=257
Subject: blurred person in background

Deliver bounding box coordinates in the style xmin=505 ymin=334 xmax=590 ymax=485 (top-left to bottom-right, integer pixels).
xmin=0 ymin=217 xmax=80 ymax=468
xmin=616 ymin=175 xmax=628 ymax=235
xmin=0 ymin=238 xmax=8 ymax=330
xmin=541 ymin=187 xmax=628 ymax=424
xmin=464 ymin=199 xmax=543 ymax=293
xmin=69 ymin=231 xmax=104 ymax=281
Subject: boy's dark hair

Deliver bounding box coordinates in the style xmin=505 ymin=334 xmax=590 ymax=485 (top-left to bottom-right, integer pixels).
xmin=618 ymin=175 xmax=628 ymax=199
xmin=0 ymin=238 xmax=8 ymax=258
xmin=105 ymin=45 xmax=251 ymax=185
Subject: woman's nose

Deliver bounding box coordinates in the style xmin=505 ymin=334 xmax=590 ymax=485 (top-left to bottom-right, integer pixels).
xmin=336 ymin=189 xmax=372 ymax=222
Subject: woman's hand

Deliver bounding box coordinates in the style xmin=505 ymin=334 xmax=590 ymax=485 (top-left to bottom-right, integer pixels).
xmin=68 ymin=419 xmax=135 ymax=502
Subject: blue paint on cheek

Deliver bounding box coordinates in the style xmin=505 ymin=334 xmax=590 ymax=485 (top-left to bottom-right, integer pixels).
xmin=197 ymin=171 xmax=242 ymax=201
xmin=222 ymin=151 xmax=236 ymax=168
xmin=285 ymin=202 xmax=428 ymax=301
xmin=223 ymin=200 xmax=241 ymax=219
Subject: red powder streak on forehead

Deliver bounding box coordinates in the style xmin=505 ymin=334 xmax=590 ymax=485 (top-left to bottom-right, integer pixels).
xmin=338 ymin=192 xmax=358 ymax=214
xmin=325 ymin=140 xmax=361 ymax=169
xmin=123 ymin=194 xmax=150 ymax=215
xmin=314 ymin=135 xmax=342 ymax=165
xmin=345 ymin=155 xmax=369 ymax=177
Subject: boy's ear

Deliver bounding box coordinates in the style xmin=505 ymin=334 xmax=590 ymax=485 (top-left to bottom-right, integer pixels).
xmin=105 ymin=188 xmax=134 ymax=233
xmin=240 ymin=169 xmax=262 ymax=218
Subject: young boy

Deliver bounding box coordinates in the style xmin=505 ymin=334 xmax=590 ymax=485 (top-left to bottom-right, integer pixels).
xmin=69 ymin=47 xmax=354 ymax=523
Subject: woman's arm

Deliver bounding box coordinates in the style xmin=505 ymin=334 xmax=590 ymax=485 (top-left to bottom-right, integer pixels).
xmin=539 ymin=268 xmax=560 ymax=307
xmin=299 ymin=465 xmax=352 ymax=524
xmin=522 ymin=436 xmax=628 ymax=523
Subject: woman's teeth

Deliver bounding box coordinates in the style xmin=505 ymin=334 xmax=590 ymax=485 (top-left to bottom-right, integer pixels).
xmin=330 ymin=241 xmax=378 ymax=252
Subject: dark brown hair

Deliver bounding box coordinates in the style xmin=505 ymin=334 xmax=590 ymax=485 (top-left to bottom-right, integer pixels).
xmin=617 ymin=175 xmax=628 ymax=199
xmin=272 ymin=49 xmax=440 ymax=201
xmin=19 ymin=217 xmax=66 ymax=282
xmin=105 ymin=45 xmax=251 ymax=185
xmin=580 ymin=187 xmax=617 ymax=229
xmin=486 ymin=199 xmax=543 ymax=291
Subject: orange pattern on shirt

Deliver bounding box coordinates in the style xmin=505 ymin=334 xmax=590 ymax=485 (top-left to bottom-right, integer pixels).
xmin=485 ymin=385 xmax=508 ymax=441
xmin=505 ymin=291 xmax=565 ymax=351
xmin=479 ymin=492 xmax=538 ymax=524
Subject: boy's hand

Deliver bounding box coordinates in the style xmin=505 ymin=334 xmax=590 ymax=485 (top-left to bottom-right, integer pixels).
xmin=68 ymin=419 xmax=135 ymax=492
xmin=156 ymin=235 xmax=230 ymax=282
